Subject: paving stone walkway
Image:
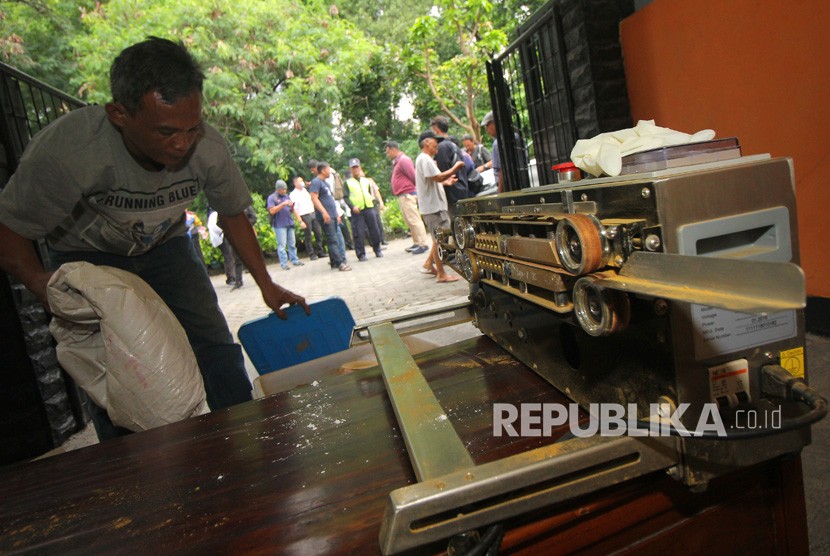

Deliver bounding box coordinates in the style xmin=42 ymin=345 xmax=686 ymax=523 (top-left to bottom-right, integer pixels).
xmin=212 ymin=236 xmax=470 ymax=381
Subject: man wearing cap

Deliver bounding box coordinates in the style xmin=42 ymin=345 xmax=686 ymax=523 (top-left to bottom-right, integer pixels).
xmin=461 ymin=133 xmax=491 ymax=174
xmin=481 ymin=111 xmax=502 ymax=193
xmin=415 ymin=130 xmax=463 ymax=283
xmin=289 ymin=175 xmax=326 ymax=260
xmin=385 ymin=141 xmax=429 ymax=255
xmin=343 ymin=158 xmax=383 ymax=261
xmin=267 ymin=180 xmax=305 ymax=270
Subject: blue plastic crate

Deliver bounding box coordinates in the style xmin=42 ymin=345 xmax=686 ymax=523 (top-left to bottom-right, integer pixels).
xmin=238 ymin=297 xmax=355 ymax=375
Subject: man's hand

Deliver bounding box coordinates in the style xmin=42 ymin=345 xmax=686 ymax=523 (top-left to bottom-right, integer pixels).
xmin=442 ymin=175 xmax=458 ymax=187
xmin=351 ymin=206 xmax=361 ymax=215
xmin=322 ymin=211 xmax=331 ymax=224
xmin=219 ymin=211 xmax=309 ymax=320
xmin=261 ymin=281 xmax=311 ymax=320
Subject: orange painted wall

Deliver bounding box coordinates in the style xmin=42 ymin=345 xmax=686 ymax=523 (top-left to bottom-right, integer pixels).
xmin=620 ymin=0 xmax=830 ymax=297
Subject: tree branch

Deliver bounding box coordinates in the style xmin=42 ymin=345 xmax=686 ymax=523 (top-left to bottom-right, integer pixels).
xmin=422 ymin=46 xmax=457 ymax=121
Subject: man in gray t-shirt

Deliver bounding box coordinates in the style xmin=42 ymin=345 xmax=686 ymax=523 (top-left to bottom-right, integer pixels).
xmin=0 ymin=38 xmax=309 ymax=441
xmin=414 ymin=130 xmax=463 ymax=283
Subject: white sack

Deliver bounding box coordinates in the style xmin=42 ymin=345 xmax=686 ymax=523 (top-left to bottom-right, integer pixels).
xmin=571 ymin=120 xmax=716 ymax=177
xmin=480 ymin=168 xmax=496 ymax=187
xmin=47 ymin=262 xmax=208 ymax=432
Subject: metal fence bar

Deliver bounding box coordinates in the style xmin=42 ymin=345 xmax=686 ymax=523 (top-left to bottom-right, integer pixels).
xmin=0 ymin=61 xmax=84 ymax=175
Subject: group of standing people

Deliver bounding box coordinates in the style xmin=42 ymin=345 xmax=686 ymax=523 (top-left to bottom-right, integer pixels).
xmin=265 ymin=157 xmax=389 ymax=273
xmin=382 ymin=114 xmax=496 ymax=284
xmin=222 ymin=114 xmax=496 ymax=286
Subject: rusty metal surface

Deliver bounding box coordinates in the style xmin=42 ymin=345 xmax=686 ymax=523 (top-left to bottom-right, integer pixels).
xmin=351 ymin=302 xmax=473 ymax=346
xmin=380 ymin=434 xmax=678 ymax=554
xmin=369 ymin=323 xmax=474 ymax=482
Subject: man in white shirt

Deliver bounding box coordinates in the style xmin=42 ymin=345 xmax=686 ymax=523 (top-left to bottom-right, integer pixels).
xmin=289 ymin=176 xmax=326 ymax=259
xmin=414 ymin=130 xmax=464 ymax=283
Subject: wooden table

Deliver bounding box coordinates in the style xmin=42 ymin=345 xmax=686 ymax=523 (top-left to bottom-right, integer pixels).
xmin=0 ymin=337 xmax=809 ymax=554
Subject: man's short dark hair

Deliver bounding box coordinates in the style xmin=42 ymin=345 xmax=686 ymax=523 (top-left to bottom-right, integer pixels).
xmin=307 ymin=159 xmax=319 ymax=170
xmin=385 ymin=141 xmax=399 ymax=150
xmin=317 ymin=161 xmax=330 ymax=173
xmin=418 ymin=129 xmax=437 ymax=148
xmin=430 ymin=115 xmax=450 ymax=133
xmin=110 ymin=37 xmax=205 ymax=114
xmin=461 ymin=134 xmax=474 ymax=142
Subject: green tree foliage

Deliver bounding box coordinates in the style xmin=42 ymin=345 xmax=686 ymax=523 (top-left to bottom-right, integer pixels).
xmin=381 ymin=196 xmax=406 ymax=235
xmin=327 ymin=1 xmax=438 ymax=199
xmin=490 ymin=0 xmax=550 ymax=37
xmin=3 ymin=0 xmax=550 ymax=219
xmin=399 ymin=0 xmax=548 ymax=141
xmin=44 ymin=0 xmax=379 ymax=198
xmin=403 ymin=0 xmax=508 ymax=142
xmin=0 ymin=0 xmax=97 ymax=93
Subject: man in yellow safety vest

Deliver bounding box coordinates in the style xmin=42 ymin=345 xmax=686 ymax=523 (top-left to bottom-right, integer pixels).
xmin=343 ymin=158 xmax=384 ymax=261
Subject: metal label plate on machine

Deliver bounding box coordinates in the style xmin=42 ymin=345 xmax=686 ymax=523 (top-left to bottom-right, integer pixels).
xmin=692 ymin=305 xmax=797 ymax=360
xmin=676 ymin=204 xmax=798 ymax=360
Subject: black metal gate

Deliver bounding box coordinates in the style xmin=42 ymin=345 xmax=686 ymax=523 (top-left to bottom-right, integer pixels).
xmin=487 ymin=0 xmax=634 ymax=191
xmin=0 ymin=61 xmax=87 ymax=464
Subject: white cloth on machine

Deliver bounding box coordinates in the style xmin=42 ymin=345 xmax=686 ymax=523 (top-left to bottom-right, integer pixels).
xmin=571 ymin=120 xmax=716 ymax=177
xmin=47 ymin=261 xmax=208 ymax=432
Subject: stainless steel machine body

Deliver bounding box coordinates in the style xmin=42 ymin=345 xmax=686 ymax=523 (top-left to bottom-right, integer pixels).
xmin=445 ymin=155 xmax=810 ymax=485
xmin=369 ymin=155 xmax=823 ymax=553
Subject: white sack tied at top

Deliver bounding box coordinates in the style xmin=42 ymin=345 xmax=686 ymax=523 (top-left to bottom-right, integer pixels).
xmin=570 ymin=120 xmax=717 ymax=177
xmin=47 ymin=262 xmax=209 ymax=432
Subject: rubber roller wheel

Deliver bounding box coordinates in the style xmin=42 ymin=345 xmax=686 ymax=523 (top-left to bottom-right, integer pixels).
xmin=555 ymin=214 xmax=604 ymax=275
xmin=572 ymin=276 xmax=630 ymax=337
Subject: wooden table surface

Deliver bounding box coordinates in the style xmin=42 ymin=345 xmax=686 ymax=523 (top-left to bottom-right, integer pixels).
xmin=0 ymin=336 xmax=809 ymax=555
xmin=0 ymin=337 xmax=565 ymax=554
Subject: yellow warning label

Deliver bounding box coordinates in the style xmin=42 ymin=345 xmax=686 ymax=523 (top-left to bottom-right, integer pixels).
xmin=780 ymin=347 xmax=805 ymax=379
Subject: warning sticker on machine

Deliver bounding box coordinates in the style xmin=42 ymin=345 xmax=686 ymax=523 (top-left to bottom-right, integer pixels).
xmin=780 ymin=346 xmax=805 ymax=379
xmin=692 ymin=305 xmax=797 ymax=360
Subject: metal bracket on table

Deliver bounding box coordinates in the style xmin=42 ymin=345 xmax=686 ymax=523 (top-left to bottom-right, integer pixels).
xmin=368 ymin=322 xmax=679 ymax=555
xmin=351 ymin=301 xmax=473 ymax=347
